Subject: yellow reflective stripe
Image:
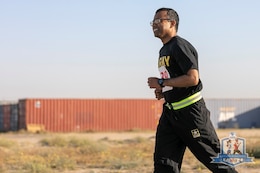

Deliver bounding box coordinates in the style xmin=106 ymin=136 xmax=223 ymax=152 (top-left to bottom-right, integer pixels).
xmin=171 ymin=92 xmax=202 ymax=110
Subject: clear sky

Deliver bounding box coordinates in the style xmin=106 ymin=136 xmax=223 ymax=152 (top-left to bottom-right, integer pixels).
xmin=1 ymin=0 xmax=260 ymax=100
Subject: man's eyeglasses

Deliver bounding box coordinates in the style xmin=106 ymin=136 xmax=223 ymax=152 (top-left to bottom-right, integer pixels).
xmin=150 ymin=18 xmax=171 ymax=26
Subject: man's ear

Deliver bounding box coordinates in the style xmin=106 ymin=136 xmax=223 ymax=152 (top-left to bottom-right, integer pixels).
xmin=170 ymin=20 xmax=176 ymax=28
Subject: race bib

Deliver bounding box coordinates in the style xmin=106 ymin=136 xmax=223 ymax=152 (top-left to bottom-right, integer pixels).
xmin=158 ymin=66 xmax=173 ymax=92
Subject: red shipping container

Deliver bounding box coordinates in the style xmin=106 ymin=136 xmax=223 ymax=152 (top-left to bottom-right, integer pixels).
xmin=18 ymin=99 xmax=163 ymax=132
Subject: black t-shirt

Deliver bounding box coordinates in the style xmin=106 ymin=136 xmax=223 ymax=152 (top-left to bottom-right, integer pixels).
xmin=158 ymin=36 xmax=203 ymax=103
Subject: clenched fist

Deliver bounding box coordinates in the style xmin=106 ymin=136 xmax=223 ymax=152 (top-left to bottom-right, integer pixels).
xmin=147 ymin=77 xmax=160 ymax=89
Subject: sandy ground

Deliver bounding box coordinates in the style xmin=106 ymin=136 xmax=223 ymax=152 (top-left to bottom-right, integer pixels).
xmin=1 ymin=130 xmax=259 ymax=173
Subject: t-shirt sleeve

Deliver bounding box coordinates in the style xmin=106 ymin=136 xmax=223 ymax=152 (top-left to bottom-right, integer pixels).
xmin=174 ymin=43 xmax=198 ymax=74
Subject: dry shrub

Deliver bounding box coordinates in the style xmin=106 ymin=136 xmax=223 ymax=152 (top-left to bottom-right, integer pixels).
xmin=0 ymin=138 xmax=16 ymax=148
xmin=98 ymin=137 xmax=154 ymax=170
xmin=40 ymin=136 xmax=67 ymax=147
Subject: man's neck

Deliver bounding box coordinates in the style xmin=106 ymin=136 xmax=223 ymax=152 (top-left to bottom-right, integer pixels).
xmin=161 ymin=33 xmax=177 ymax=44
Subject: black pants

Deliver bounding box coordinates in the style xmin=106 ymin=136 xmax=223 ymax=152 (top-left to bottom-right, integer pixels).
xmin=153 ymin=99 xmax=238 ymax=173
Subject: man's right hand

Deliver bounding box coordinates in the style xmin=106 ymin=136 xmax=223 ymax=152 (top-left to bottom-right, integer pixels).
xmin=155 ymin=88 xmax=164 ymax=100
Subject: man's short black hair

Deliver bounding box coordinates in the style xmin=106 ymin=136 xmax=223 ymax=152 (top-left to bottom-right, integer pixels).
xmin=156 ymin=8 xmax=179 ymax=32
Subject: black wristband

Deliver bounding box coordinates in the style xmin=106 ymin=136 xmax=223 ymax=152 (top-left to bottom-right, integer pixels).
xmin=158 ymin=78 xmax=164 ymax=87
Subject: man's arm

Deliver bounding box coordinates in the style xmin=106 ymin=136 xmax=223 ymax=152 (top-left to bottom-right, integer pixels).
xmin=163 ymin=69 xmax=199 ymax=87
xmin=147 ymin=69 xmax=199 ymax=89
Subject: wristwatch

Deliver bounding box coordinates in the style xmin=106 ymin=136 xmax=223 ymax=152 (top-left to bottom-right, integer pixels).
xmin=158 ymin=78 xmax=164 ymax=87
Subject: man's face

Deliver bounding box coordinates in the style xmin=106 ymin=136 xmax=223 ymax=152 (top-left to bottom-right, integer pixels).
xmin=151 ymin=11 xmax=172 ymax=39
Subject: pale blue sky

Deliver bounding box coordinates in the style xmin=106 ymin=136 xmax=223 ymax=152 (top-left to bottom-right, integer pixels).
xmin=1 ymin=0 xmax=260 ymax=100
